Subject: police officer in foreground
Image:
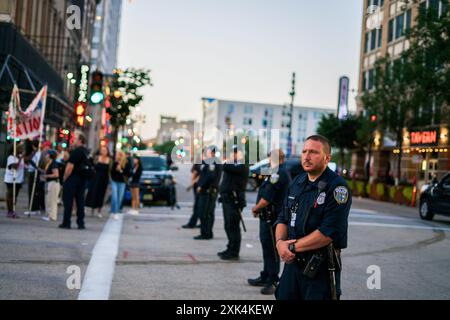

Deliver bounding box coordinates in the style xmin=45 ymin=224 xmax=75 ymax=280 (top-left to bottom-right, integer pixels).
xmin=275 ymin=135 xmax=351 ymax=300
xmin=248 ymin=149 xmax=291 ymax=295
xmin=218 ymin=146 xmax=249 ymax=261
xmin=194 ymin=147 xmax=222 ymax=240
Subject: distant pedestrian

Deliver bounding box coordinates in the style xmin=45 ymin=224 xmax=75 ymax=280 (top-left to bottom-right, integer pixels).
xmin=36 ymin=141 xmax=53 ymax=215
xmin=110 ymin=150 xmax=131 ymax=220
xmin=85 ymin=146 xmax=112 ymax=218
xmin=127 ymin=155 xmax=143 ymax=215
xmin=41 ymin=150 xmax=60 ymax=222
xmin=60 ymin=134 xmax=91 ymax=230
xmin=3 ymin=145 xmax=25 ymax=219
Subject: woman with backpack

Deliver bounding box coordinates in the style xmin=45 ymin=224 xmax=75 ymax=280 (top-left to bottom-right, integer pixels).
xmin=127 ymin=155 xmax=143 ymax=216
xmin=85 ymin=146 xmax=112 ymax=218
xmin=110 ymin=150 xmax=130 ymax=220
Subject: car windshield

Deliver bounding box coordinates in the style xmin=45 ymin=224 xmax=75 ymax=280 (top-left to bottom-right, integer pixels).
xmin=141 ymin=157 xmax=167 ymax=171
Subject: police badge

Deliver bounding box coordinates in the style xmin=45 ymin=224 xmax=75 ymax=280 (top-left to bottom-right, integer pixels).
xmin=270 ymin=173 xmax=279 ymax=184
xmin=316 ymin=192 xmax=326 ymax=205
xmin=334 ymin=186 xmax=349 ymax=204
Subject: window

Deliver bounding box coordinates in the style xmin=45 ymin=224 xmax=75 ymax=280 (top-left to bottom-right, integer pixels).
xmin=364 ymin=32 xmax=370 ymax=53
xmin=377 ymin=27 xmax=383 ymax=48
xmin=370 ymin=29 xmax=377 ymax=51
xmin=227 ymin=104 xmax=235 ymax=114
xmin=243 ymin=118 xmax=252 ymax=126
xmin=405 ymin=9 xmax=412 ymax=32
xmin=368 ymin=69 xmax=375 ymax=90
xmin=395 ymin=14 xmax=404 ymax=39
xmin=388 ymin=19 xmax=394 ymax=42
xmin=244 ymin=105 xmax=253 ymax=114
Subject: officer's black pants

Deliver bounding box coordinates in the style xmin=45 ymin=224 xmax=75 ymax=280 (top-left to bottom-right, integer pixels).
xmin=199 ymin=191 xmax=217 ymax=238
xmin=222 ymin=199 xmax=241 ymax=256
xmin=187 ymin=190 xmax=200 ymax=227
xmin=275 ymin=261 xmax=341 ymax=300
xmin=259 ymin=219 xmax=279 ymax=284
xmin=62 ymin=176 xmax=87 ymax=228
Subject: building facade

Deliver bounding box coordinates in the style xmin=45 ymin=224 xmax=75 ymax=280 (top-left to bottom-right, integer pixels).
xmin=202 ymin=98 xmax=334 ymax=157
xmin=0 ymin=0 xmax=98 ymax=164
xmin=156 ymin=116 xmax=199 ymax=145
xmin=87 ymin=0 xmax=122 ymax=151
xmin=355 ymin=0 xmax=450 ymax=185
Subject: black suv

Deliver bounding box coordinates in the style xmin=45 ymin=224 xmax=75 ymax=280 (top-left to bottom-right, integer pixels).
xmin=125 ymin=153 xmax=177 ymax=206
xmin=419 ymin=172 xmax=450 ymax=220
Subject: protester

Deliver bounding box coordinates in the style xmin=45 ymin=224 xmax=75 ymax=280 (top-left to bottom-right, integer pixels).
xmin=110 ymin=150 xmax=130 ymax=220
xmin=128 ymin=155 xmax=143 ymax=216
xmin=3 ymin=145 xmax=25 ymax=219
xmin=36 ymin=141 xmax=52 ymax=215
xmin=41 ymin=150 xmax=60 ymax=222
xmin=85 ymin=146 xmax=112 ymax=218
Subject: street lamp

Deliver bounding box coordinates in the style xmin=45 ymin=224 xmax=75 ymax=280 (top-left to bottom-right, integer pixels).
xmin=287 ymin=72 xmax=296 ymax=157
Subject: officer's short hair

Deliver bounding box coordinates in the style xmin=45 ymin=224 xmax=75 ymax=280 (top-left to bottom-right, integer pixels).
xmin=305 ymin=135 xmax=331 ymax=155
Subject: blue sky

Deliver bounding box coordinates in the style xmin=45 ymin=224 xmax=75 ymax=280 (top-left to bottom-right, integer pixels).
xmin=118 ymin=0 xmax=364 ymax=139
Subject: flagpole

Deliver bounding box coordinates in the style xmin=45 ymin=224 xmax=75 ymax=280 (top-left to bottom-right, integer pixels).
xmin=28 ymin=86 xmax=47 ymax=215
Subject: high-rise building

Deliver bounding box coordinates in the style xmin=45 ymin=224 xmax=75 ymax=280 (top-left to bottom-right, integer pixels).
xmin=90 ymin=0 xmax=122 ymax=74
xmin=202 ymin=98 xmax=334 ymax=157
xmin=87 ymin=0 xmax=123 ymax=150
xmin=356 ymin=0 xmax=450 ymax=184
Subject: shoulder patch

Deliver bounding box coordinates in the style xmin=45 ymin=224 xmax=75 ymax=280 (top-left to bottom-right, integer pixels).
xmin=334 ymin=186 xmax=349 ymax=204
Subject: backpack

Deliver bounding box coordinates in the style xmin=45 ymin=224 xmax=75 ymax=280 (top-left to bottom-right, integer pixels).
xmin=78 ymin=149 xmax=95 ymax=179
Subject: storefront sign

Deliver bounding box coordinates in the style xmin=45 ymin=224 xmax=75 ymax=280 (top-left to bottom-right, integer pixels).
xmin=410 ymin=130 xmax=439 ymax=146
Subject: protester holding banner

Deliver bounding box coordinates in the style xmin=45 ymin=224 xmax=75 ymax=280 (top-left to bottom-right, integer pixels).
xmin=3 ymin=145 xmax=25 ymax=219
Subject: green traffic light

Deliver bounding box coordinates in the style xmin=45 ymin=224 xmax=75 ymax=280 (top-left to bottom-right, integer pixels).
xmin=90 ymin=92 xmax=105 ymax=104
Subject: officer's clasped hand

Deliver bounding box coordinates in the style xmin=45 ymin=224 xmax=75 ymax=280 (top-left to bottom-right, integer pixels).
xmin=277 ymin=240 xmax=297 ymax=264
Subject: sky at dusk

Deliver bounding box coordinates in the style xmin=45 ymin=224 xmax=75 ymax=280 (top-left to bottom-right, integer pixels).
xmin=118 ymin=0 xmax=364 ymax=139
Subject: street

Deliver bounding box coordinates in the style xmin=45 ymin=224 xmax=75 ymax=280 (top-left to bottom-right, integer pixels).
xmin=1 ymin=164 xmax=450 ymax=300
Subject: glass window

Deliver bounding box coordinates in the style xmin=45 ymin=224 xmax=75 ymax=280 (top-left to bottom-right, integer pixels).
xmin=370 ymin=29 xmax=377 ymax=50
xmin=365 ymin=32 xmax=370 ymax=53
xmin=228 ymin=104 xmax=235 ymax=114
xmin=395 ymin=14 xmax=404 ymax=39
xmin=377 ymin=27 xmax=383 ymax=48
xmin=405 ymin=9 xmax=412 ymax=32
xmin=368 ymin=69 xmax=375 ymax=90
xmin=244 ymin=105 xmax=253 ymax=114
xmin=388 ymin=19 xmax=394 ymax=42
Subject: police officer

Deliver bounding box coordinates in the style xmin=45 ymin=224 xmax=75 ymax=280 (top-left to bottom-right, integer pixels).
xmin=194 ymin=147 xmax=222 ymax=240
xmin=249 ymin=149 xmax=291 ymax=295
xmin=182 ymin=163 xmax=202 ymax=229
xmin=218 ymin=146 xmax=249 ymax=261
xmin=275 ymin=135 xmax=351 ymax=300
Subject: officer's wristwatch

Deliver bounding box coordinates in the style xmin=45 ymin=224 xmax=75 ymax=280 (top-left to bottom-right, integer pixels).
xmin=288 ymin=242 xmax=297 ymax=254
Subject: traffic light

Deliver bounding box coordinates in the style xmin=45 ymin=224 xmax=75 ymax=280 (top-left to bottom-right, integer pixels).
xmin=75 ymin=102 xmax=86 ymax=126
xmin=90 ymin=70 xmax=104 ymax=104
xmin=371 ymin=114 xmax=377 ymax=122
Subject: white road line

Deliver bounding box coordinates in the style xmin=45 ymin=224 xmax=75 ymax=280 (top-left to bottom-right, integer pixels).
xmin=78 ymin=215 xmax=124 ymax=300
xmin=350 ymin=221 xmax=450 ymax=232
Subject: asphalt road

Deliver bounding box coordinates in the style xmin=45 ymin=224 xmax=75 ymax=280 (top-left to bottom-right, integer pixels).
xmin=1 ymin=164 xmax=449 ymax=300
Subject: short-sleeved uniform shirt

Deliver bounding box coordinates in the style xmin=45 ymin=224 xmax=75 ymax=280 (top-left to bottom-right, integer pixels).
xmin=257 ymin=163 xmax=292 ymax=216
xmin=68 ymin=147 xmax=88 ymax=178
xmin=276 ymin=167 xmax=351 ymax=249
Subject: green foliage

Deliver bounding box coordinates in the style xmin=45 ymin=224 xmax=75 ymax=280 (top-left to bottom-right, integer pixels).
xmin=153 ymin=141 xmax=176 ymax=156
xmin=107 ymin=68 xmax=153 ymax=128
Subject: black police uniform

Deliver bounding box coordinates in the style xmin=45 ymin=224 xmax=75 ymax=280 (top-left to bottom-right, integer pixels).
xmin=256 ymin=163 xmax=291 ymax=286
xmin=219 ymin=162 xmax=249 ymax=258
xmin=195 ymin=160 xmax=222 ymax=239
xmin=275 ymin=167 xmax=351 ymax=300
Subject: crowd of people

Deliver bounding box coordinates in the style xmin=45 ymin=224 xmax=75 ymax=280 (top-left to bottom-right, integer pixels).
xmin=2 ymin=133 xmax=143 ymax=228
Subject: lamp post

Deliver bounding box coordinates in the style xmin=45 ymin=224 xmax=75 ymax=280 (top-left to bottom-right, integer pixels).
xmin=287 ymin=72 xmax=296 ymax=157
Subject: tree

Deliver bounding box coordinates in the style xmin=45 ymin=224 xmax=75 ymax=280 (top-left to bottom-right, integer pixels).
xmin=317 ymin=114 xmax=359 ymax=170
xmin=108 ymin=68 xmax=153 ymax=149
xmin=361 ymin=2 xmax=450 ymax=184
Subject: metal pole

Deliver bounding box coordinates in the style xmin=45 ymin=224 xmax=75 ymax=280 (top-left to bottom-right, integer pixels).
xmin=287 ymin=73 xmax=296 ymax=157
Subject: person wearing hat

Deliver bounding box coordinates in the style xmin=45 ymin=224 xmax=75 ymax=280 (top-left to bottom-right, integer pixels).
xmin=40 ymin=149 xmax=60 ymax=222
